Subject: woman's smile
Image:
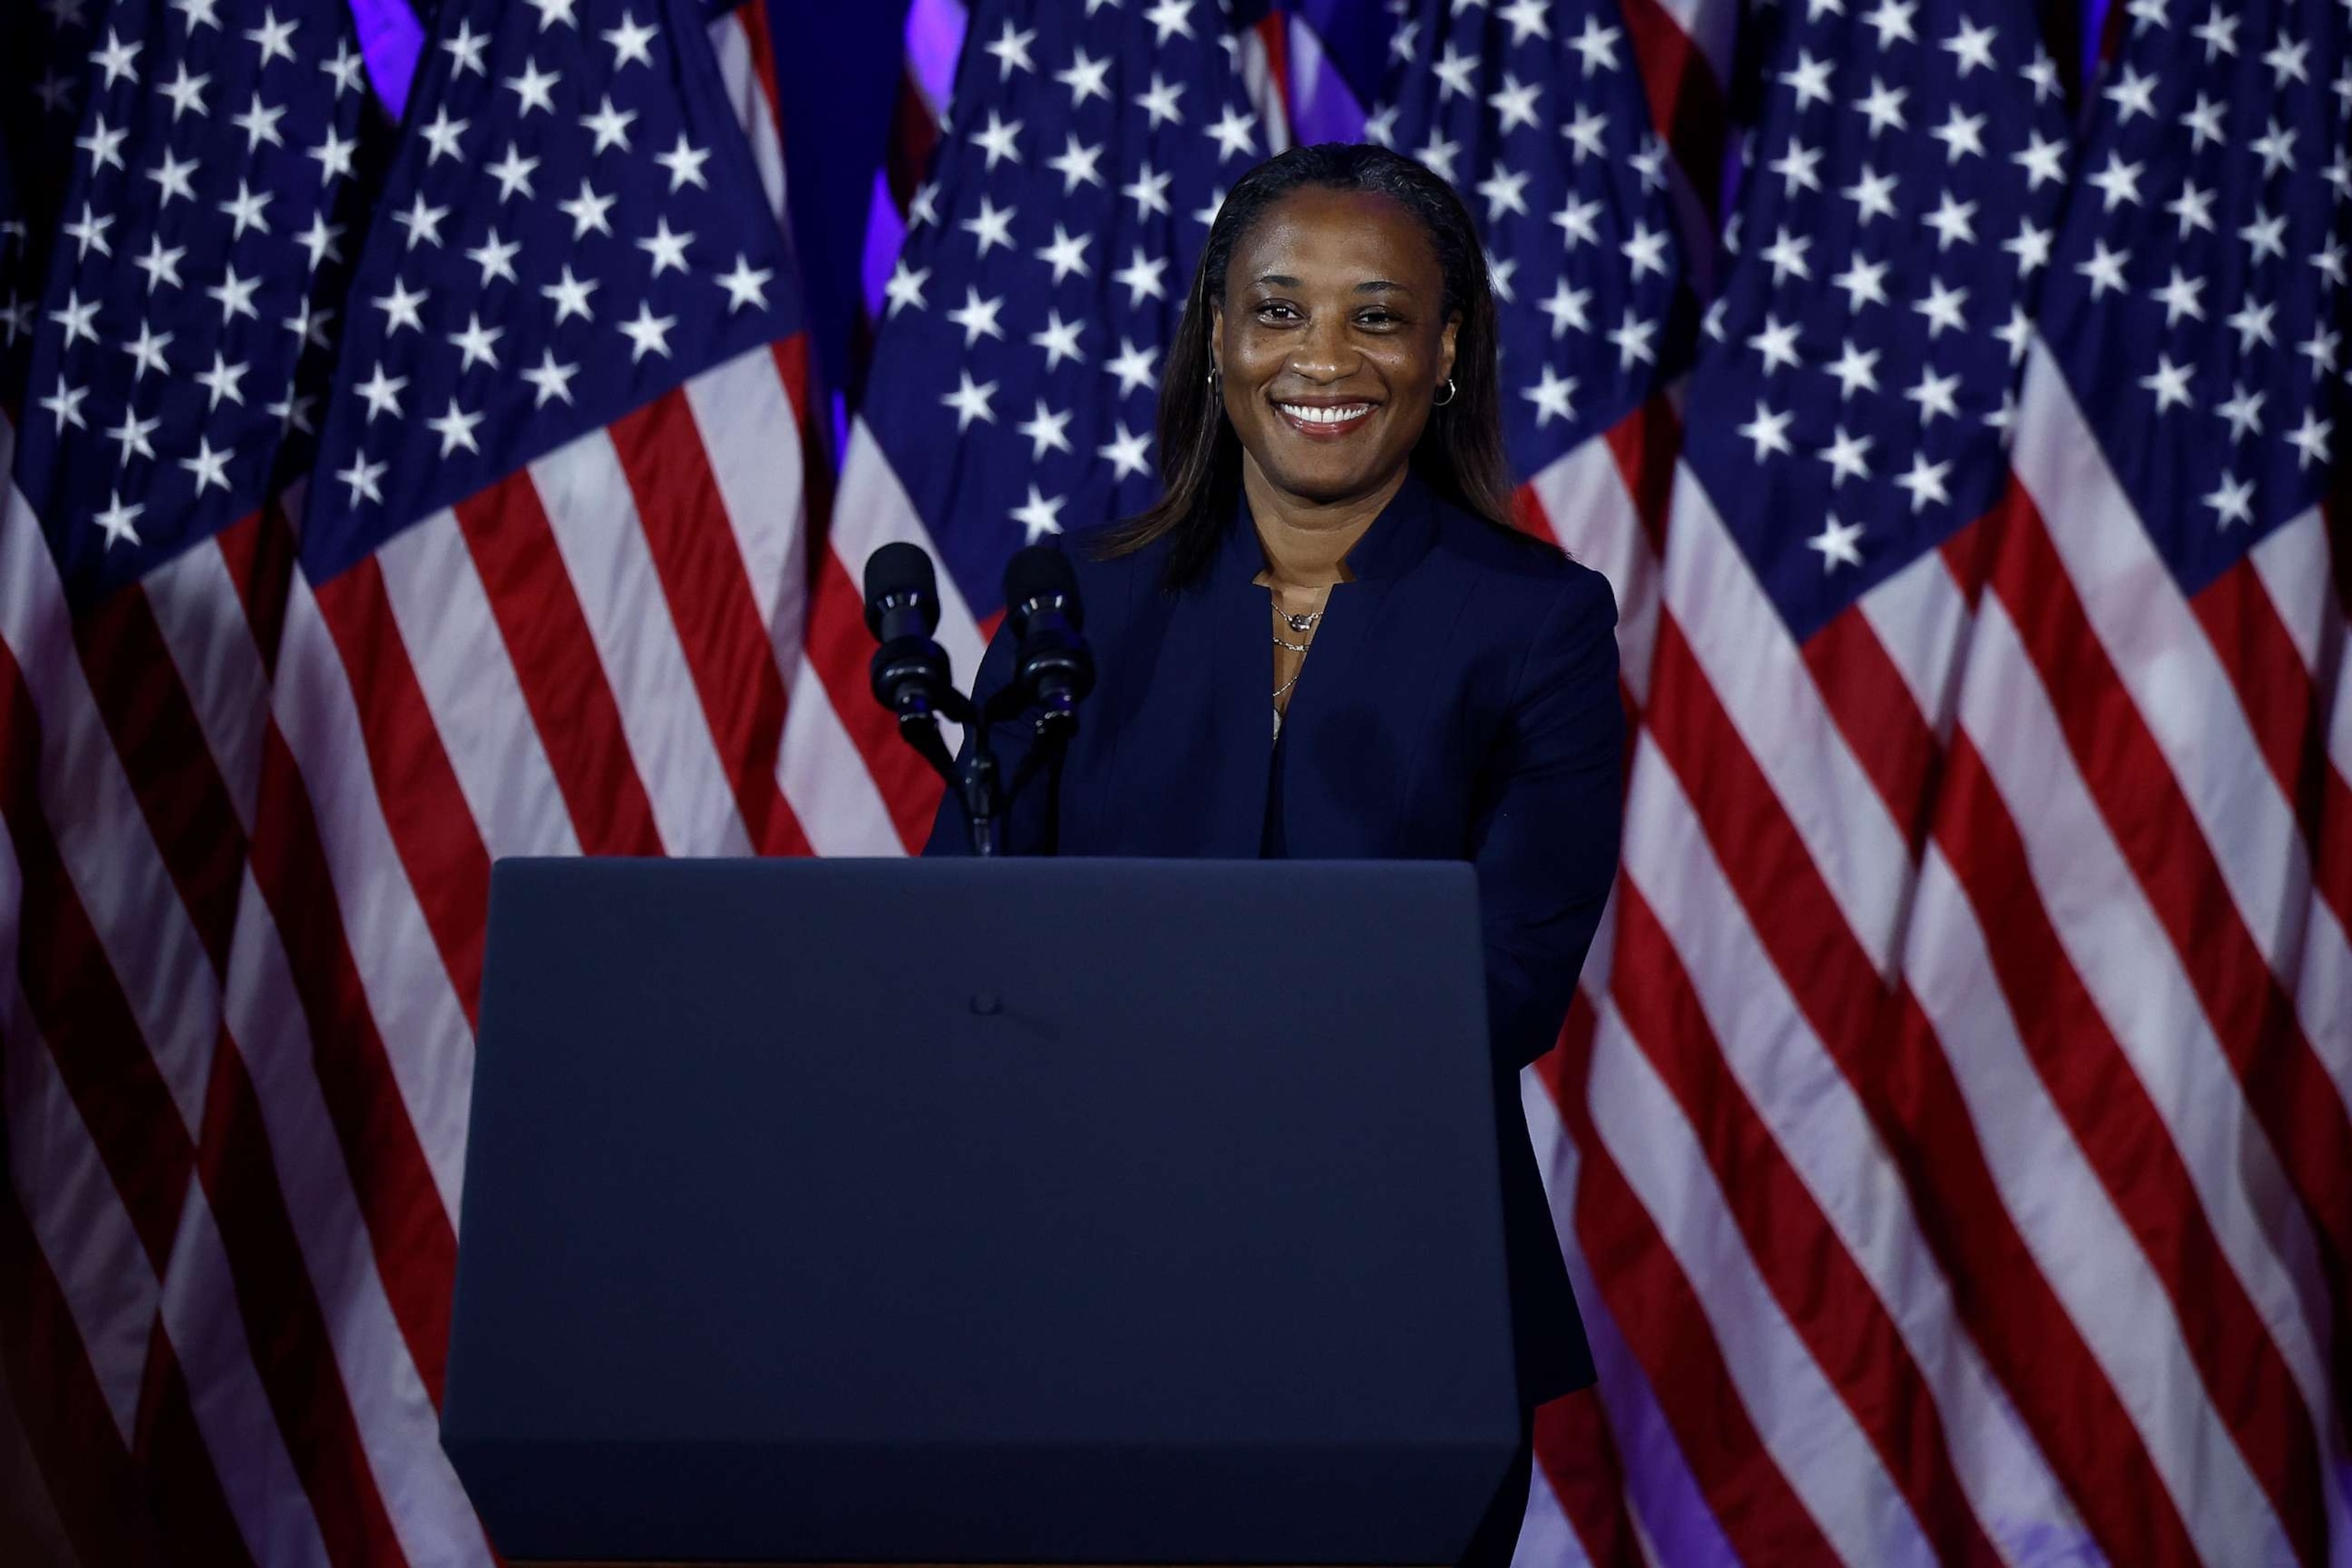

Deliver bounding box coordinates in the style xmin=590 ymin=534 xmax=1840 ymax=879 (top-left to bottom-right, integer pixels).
xmin=1272 ymin=397 xmax=1380 ymax=439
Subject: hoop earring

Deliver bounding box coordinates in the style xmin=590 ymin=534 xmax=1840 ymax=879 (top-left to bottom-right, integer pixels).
xmin=1432 ymin=377 xmax=1459 ymax=407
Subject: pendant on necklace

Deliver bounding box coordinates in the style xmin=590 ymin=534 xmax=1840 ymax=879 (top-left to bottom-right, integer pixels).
xmin=1272 ymin=705 xmax=1282 ymax=742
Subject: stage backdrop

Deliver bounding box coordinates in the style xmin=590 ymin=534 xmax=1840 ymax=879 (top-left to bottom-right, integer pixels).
xmin=2 ymin=1 xmax=2347 ymax=1566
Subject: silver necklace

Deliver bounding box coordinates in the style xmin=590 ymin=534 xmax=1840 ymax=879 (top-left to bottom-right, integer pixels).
xmin=1269 ymin=593 xmax=1322 ymax=740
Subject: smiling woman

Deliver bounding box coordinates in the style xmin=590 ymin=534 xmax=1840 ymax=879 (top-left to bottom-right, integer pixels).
xmin=926 ymin=143 xmax=1625 ymax=1568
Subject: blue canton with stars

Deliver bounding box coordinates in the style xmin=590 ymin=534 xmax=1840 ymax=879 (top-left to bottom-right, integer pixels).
xmin=1680 ymin=0 xmax=2071 ymax=643
xmin=1370 ymin=0 xmax=1683 ymax=484
xmin=857 ymin=0 xmax=1263 ymax=617
xmin=302 ymin=0 xmax=800 ymax=584
xmin=2035 ymin=0 xmax=2348 ymax=598
xmin=10 ymin=0 xmax=376 ymax=611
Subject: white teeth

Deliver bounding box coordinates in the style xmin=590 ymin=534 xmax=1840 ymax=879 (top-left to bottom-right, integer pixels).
xmin=1279 ymin=403 xmax=1370 ymax=425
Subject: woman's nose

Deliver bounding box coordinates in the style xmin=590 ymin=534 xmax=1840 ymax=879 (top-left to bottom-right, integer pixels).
xmin=1286 ymin=312 xmax=1354 ymax=380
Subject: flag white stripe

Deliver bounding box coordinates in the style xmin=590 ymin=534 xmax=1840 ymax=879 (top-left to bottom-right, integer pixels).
xmin=273 ymin=580 xmax=475 ymax=1215
xmin=1622 ymin=733 xmax=2088 ymax=1565
xmin=2246 ymin=508 xmax=2331 ymax=678
xmin=1660 ymin=472 xmax=1913 ymax=971
xmin=1857 ymin=544 xmax=1974 ymax=740
xmin=155 ymin=1181 xmax=334 ymax=1568
xmin=1587 ymin=997 xmax=1935 ymax=1568
xmin=684 ymin=348 xmax=808 ymax=650
xmin=1959 ymin=596 xmax=2339 ymax=1432
xmin=377 ymin=512 xmax=582 ymax=863
xmin=2011 ymin=345 xmax=2312 ymax=972
xmin=0 ymin=497 xmax=218 ymax=1133
xmin=142 ymin=541 xmax=270 ymax=836
xmin=528 ymin=432 xmax=754 ymax=858
xmin=1524 ymin=1070 xmax=1749 ymax=1568
xmin=2295 ymin=898 xmax=2352 ymax=1117
xmin=217 ymin=874 xmax=495 ymax=1568
xmin=1527 ymin=438 xmax=1660 ymax=702
xmin=1511 ymin=1449 xmax=1596 ymax=1568
xmin=1901 ymin=848 xmax=2292 ymax=1568
xmin=779 ymin=662 xmax=909 ymax=855
xmin=710 ymin=8 xmax=788 ymax=227
xmin=834 ymin=419 xmax=988 ymax=679
xmin=2 ymin=989 xmax=150 ymax=1445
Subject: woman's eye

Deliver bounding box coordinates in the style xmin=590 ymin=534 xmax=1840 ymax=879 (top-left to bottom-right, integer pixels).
xmin=1357 ymin=310 xmax=1398 ymax=327
xmin=1256 ymin=302 xmax=1298 ymax=321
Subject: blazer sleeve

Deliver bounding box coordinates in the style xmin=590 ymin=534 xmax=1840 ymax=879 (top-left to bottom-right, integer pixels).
xmin=1469 ymin=567 xmax=1624 ymax=1073
xmin=920 ymin=619 xmax=1050 ymax=857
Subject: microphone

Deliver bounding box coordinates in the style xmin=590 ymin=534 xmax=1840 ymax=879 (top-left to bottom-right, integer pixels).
xmin=1001 ymin=545 xmax=1095 ymax=739
xmin=863 ymin=542 xmax=959 ymax=724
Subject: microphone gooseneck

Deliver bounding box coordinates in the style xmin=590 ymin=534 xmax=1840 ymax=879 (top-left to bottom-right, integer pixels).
xmin=860 ymin=541 xmax=1094 ymax=857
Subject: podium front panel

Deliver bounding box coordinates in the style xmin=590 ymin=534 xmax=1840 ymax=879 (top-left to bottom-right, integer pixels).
xmin=445 ymin=858 xmax=1520 ymax=1563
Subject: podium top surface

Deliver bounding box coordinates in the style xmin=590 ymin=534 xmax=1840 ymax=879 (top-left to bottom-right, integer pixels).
xmin=445 ymin=858 xmax=1517 ymax=1562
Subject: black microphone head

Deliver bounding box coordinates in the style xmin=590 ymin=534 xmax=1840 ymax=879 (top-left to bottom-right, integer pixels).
xmin=863 ymin=541 xmax=940 ymax=639
xmin=1003 ymin=544 xmax=1083 ymax=635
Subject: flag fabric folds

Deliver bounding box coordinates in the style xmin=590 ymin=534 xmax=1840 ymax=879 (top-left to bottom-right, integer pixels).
xmin=5 ymin=0 xmax=2352 ymax=1563
xmin=2 ymin=0 xmax=818 ymax=1560
xmin=786 ymin=0 xmax=1269 ymax=854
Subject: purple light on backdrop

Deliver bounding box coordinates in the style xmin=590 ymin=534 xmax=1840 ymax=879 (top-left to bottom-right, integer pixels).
xmin=348 ymin=0 xmax=425 ymax=119
xmin=861 ymin=0 xmax=967 ymax=326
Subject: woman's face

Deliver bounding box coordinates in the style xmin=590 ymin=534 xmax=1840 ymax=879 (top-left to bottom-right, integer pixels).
xmin=1212 ymin=187 xmax=1460 ymax=511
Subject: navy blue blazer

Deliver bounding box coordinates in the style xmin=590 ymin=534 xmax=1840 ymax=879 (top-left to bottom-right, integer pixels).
xmin=924 ymin=473 xmax=1623 ymax=1404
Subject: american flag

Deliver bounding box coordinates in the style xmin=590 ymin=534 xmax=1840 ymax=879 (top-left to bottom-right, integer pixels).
xmin=1485 ymin=0 xmax=2352 ymax=1560
xmin=787 ymin=0 xmax=1272 ymax=851
xmin=9 ymin=0 xmax=2352 ymax=1561
xmin=1 ymin=0 xmax=813 ymax=1560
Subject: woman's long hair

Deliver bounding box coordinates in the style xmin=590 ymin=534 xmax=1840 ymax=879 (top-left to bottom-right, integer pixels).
xmin=1094 ymin=142 xmax=1524 ymax=590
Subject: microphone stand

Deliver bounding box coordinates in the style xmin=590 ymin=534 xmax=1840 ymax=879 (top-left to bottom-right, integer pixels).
xmin=892 ymin=680 xmax=1071 ymax=858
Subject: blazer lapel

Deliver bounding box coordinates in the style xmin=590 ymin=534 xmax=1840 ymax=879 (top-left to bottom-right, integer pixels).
xmin=1156 ymin=509 xmax=1276 ymax=858
xmin=1274 ymin=475 xmax=1460 ymax=858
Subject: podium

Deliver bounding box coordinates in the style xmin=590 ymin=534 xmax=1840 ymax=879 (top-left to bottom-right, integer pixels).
xmin=443 ymin=858 xmax=1521 ymax=1565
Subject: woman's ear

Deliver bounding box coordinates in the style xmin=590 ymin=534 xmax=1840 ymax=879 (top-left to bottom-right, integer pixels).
xmin=1438 ymin=311 xmax=1460 ymax=388
xmin=1208 ymin=300 xmax=1225 ymax=378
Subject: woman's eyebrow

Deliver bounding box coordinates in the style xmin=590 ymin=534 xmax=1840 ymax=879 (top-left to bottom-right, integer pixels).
xmin=1247 ymin=273 xmax=1413 ymax=292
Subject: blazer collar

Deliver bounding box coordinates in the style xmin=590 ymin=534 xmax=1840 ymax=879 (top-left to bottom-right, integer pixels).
xmin=1210 ymin=468 xmax=1443 ymax=590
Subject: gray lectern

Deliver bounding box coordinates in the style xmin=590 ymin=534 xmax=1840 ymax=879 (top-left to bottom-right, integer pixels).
xmin=443 ymin=858 xmax=1520 ymax=1566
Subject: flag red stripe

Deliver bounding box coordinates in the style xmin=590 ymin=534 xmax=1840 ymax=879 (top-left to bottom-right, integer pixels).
xmin=0 ymin=1169 xmax=185 ymax=1566
xmin=1801 ymin=606 xmax=1941 ymax=858
xmin=311 ymin=562 xmax=491 ymax=1025
xmin=68 ymin=585 xmax=250 ymax=976
xmin=774 ymin=335 xmax=833 ymax=534
xmin=1640 ymin=616 xmax=2201 ymax=1566
xmin=808 ymin=547 xmax=948 ymax=851
xmin=611 ymin=391 xmax=814 ymax=858
xmin=1609 ymin=881 xmax=2005 ymax=1566
xmin=1602 ymin=397 xmax=1681 ymax=560
xmin=885 ymin=66 xmax=943 ymax=209
xmin=1531 ymin=1388 xmax=1645 ymax=1568
xmin=245 ymin=723 xmax=456 ymax=1406
xmin=0 ymin=648 xmax=191 ymax=1271
xmin=1620 ymin=0 xmax=1730 ymax=220
xmin=733 ymin=0 xmax=783 ymax=139
xmin=1992 ymin=499 xmax=2352 ymax=1430
xmin=2192 ymin=556 xmax=2352 ymax=934
xmin=1542 ymin=1007 xmax=1847 ymax=1566
xmin=193 ymin=1035 xmax=410 ymax=1568
xmin=1932 ymin=730 xmax=2328 ymax=1567
xmin=214 ymin=508 xmax=299 ymax=678
xmin=452 ymin=477 xmax=665 ymax=856
xmin=129 ymin=1310 xmax=259 ymax=1566
xmin=62 ymin=541 xmax=459 ymax=1418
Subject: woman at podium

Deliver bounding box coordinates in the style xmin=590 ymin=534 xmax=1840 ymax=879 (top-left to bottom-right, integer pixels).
xmin=927 ymin=142 xmax=1623 ymax=1566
